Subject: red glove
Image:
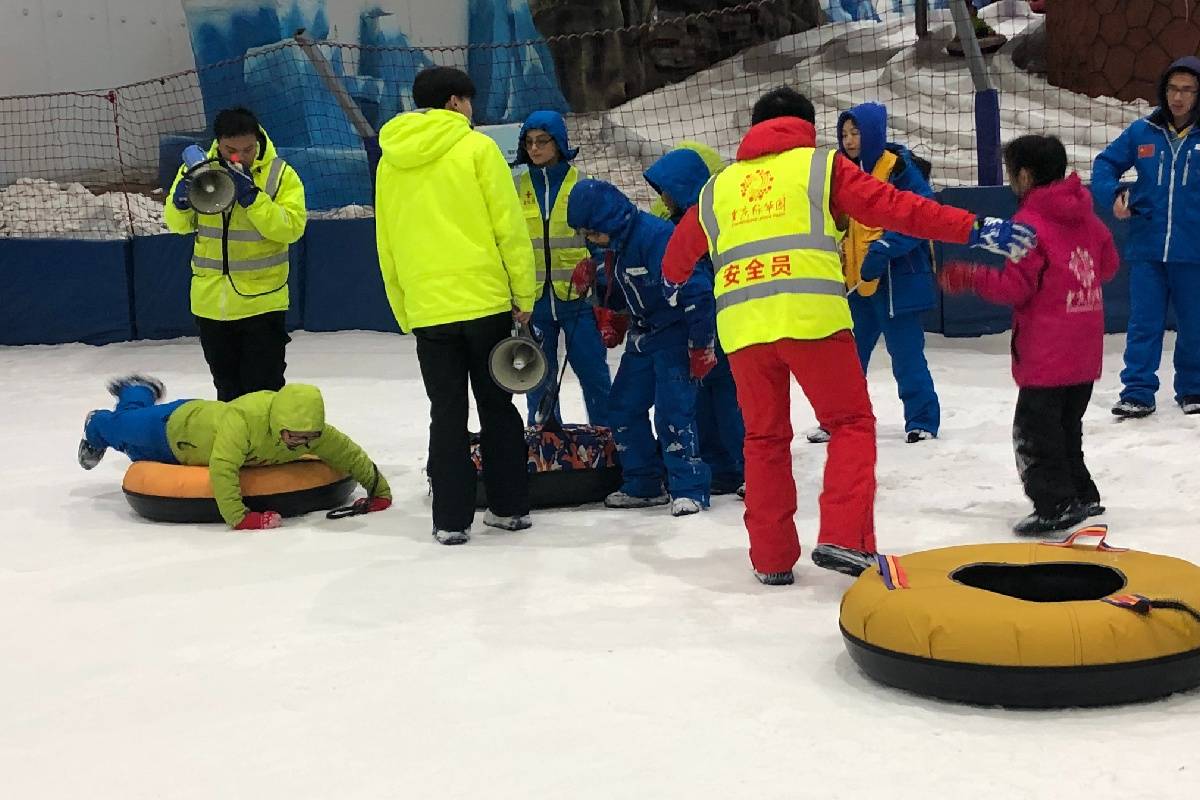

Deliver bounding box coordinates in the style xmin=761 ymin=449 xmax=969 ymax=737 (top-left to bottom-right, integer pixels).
xmin=689 ymin=346 xmax=717 ymax=380
xmin=351 ymin=496 xmax=392 ymax=514
xmin=594 ymin=306 xmax=628 ymax=348
xmin=235 ymin=510 xmax=282 ymax=530
xmin=938 ymin=262 xmax=978 ymax=295
xmin=570 ymin=257 xmax=596 ymax=297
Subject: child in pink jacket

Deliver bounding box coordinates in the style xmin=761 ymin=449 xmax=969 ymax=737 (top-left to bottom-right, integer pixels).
xmin=940 ymin=135 xmax=1120 ymax=535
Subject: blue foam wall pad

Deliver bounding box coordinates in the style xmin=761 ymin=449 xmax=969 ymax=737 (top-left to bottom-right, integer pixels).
xmin=0 ymin=239 xmax=133 ymax=346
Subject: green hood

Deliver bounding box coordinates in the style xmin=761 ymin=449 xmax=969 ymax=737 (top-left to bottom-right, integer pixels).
xmin=269 ymin=383 xmax=325 ymax=435
xmin=379 ymin=109 xmax=473 ymax=170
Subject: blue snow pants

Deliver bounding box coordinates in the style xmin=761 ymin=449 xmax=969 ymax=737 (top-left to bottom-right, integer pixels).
xmin=84 ymin=385 xmax=187 ymax=463
xmin=527 ymin=294 xmax=613 ymax=427
xmin=850 ymin=294 xmax=940 ymax=435
xmin=695 ymin=346 xmax=745 ymax=492
xmin=1119 ymin=261 xmax=1200 ymax=407
xmin=609 ymin=346 xmax=710 ymax=504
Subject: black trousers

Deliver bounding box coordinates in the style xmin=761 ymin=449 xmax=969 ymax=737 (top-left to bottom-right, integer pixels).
xmin=196 ymin=311 xmax=289 ymax=402
xmin=1013 ymin=383 xmax=1100 ymax=515
xmin=414 ymin=311 xmax=530 ymax=531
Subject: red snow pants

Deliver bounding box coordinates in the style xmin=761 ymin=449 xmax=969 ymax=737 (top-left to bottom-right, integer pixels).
xmin=727 ymin=332 xmax=877 ymax=573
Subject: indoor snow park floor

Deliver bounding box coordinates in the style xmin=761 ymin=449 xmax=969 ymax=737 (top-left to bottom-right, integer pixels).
xmin=3 ymin=330 xmax=1198 ymax=798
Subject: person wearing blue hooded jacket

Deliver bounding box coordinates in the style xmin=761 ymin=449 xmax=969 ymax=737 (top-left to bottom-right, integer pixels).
xmin=514 ymin=110 xmax=613 ymax=427
xmin=1093 ymin=57 xmax=1200 ymax=419
xmin=828 ymin=102 xmax=940 ymax=443
xmin=566 ymin=178 xmax=714 ymax=516
xmin=644 ymin=147 xmax=747 ymax=496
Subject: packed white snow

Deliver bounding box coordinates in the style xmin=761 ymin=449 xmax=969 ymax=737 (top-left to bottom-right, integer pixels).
xmin=0 ymin=177 xmax=167 ymax=239
xmin=1 ymin=329 xmax=1197 ymax=798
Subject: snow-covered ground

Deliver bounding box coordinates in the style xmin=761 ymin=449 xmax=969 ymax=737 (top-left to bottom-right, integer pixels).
xmin=2 ymin=329 xmax=1197 ymax=798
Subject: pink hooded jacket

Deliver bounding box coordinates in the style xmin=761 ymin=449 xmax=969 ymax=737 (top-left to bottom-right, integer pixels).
xmin=971 ymin=174 xmax=1120 ymax=388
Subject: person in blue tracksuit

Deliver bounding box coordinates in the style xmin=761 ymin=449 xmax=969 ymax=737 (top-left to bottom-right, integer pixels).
xmin=1093 ymin=57 xmax=1200 ymax=418
xmin=643 ymin=148 xmax=746 ymax=495
xmin=515 ymin=110 xmax=613 ymax=427
xmin=835 ymin=101 xmax=940 ymax=442
xmin=566 ymin=178 xmax=714 ymax=516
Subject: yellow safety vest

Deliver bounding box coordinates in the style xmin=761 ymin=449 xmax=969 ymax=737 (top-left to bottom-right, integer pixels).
xmin=517 ymin=166 xmax=589 ymax=302
xmin=165 ymin=130 xmax=306 ymax=322
xmin=696 ymin=146 xmax=851 ymax=353
xmin=840 ymin=149 xmax=898 ymax=298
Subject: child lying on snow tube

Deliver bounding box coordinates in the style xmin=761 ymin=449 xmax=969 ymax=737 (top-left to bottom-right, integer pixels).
xmin=78 ymin=375 xmax=392 ymax=529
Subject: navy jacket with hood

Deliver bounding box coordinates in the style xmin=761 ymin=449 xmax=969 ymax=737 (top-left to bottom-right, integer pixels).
xmin=1093 ymin=56 xmax=1200 ymax=264
xmin=837 ymin=102 xmax=936 ymax=316
xmin=567 ymin=178 xmax=715 ymax=354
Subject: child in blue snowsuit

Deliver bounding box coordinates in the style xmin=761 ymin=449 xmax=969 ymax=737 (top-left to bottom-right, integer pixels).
xmin=567 ymin=178 xmax=713 ymax=516
xmin=515 ymin=110 xmax=612 ymax=427
xmin=836 ymin=102 xmax=940 ymax=442
xmin=644 ymin=148 xmax=746 ymax=495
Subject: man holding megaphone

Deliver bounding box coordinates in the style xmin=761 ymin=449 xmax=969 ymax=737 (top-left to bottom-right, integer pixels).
xmin=375 ymin=67 xmax=536 ymax=546
xmin=164 ymin=107 xmax=307 ymax=402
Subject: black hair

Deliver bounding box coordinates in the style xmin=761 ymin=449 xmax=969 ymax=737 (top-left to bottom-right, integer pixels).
xmin=213 ymin=107 xmax=261 ymax=140
xmin=751 ymin=87 xmax=816 ymax=126
xmin=412 ymin=66 xmax=476 ymax=110
xmin=1002 ymin=134 xmax=1068 ymax=188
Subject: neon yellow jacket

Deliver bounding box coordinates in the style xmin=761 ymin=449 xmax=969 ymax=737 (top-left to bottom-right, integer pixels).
xmin=375 ymin=109 xmax=535 ymax=332
xmin=165 ymin=384 xmax=390 ymax=527
xmin=164 ymin=129 xmax=307 ymax=321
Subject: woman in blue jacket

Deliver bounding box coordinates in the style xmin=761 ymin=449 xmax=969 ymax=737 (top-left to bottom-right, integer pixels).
xmin=830 ymin=102 xmax=940 ymax=443
xmin=515 ymin=110 xmax=613 ymax=427
xmin=644 ymin=147 xmax=746 ymax=496
xmin=567 ymin=178 xmax=714 ymax=516
xmin=1093 ymin=57 xmax=1200 ymax=419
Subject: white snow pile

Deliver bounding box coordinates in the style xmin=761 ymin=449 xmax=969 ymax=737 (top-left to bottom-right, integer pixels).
xmin=309 ymin=204 xmax=374 ymax=220
xmin=0 ymin=178 xmax=168 ymax=240
xmin=588 ymin=2 xmax=1150 ymax=190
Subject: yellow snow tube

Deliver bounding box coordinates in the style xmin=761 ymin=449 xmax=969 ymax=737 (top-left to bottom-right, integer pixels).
xmin=122 ymin=459 xmax=354 ymax=523
xmin=840 ymin=526 xmax=1200 ymax=707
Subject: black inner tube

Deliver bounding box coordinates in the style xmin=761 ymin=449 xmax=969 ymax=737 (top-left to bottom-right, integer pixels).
xmin=951 ymin=562 xmax=1126 ymax=603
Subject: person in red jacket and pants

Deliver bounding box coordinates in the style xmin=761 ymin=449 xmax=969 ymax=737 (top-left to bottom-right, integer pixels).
xmin=662 ymin=87 xmax=1037 ymax=584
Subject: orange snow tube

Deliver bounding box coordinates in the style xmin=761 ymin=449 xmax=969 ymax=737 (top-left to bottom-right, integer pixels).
xmin=840 ymin=526 xmax=1200 ymax=707
xmin=122 ymin=459 xmax=355 ymax=523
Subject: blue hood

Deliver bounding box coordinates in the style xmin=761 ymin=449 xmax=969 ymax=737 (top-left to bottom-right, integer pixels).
xmin=837 ymin=102 xmax=888 ymax=173
xmin=567 ymin=179 xmax=636 ymax=242
xmin=643 ymin=148 xmax=712 ymax=216
xmin=515 ymin=110 xmax=577 ymax=166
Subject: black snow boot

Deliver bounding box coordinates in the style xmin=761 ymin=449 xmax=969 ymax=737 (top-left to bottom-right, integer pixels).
xmin=1012 ymin=502 xmax=1088 ymax=536
xmin=811 ymin=544 xmax=875 ymax=577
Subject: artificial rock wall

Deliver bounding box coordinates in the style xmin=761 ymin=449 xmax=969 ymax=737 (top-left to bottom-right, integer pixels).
xmin=1046 ymin=0 xmax=1200 ymax=103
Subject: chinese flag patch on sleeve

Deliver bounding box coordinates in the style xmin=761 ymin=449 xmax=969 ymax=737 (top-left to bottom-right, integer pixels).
xmin=1137 ymin=143 xmax=1156 ymax=158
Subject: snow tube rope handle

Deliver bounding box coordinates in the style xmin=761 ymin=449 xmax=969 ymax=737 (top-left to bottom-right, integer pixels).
xmin=325 ymin=463 xmax=381 ymax=520
xmin=1041 ymin=524 xmax=1127 ymax=552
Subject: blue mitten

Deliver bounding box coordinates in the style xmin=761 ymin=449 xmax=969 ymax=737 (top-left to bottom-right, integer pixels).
xmin=860 ymin=243 xmax=891 ymax=282
xmin=969 ymin=217 xmax=1037 ymax=261
xmin=227 ymin=164 xmax=260 ymax=208
xmin=171 ymin=179 xmax=191 ymax=211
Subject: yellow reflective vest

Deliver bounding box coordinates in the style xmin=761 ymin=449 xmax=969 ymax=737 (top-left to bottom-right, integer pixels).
xmin=696 ymin=146 xmax=851 ymax=354
xmin=839 ymin=149 xmax=898 ymax=298
xmin=517 ymin=166 xmax=589 ymax=301
xmin=164 ymin=129 xmax=307 ymax=321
